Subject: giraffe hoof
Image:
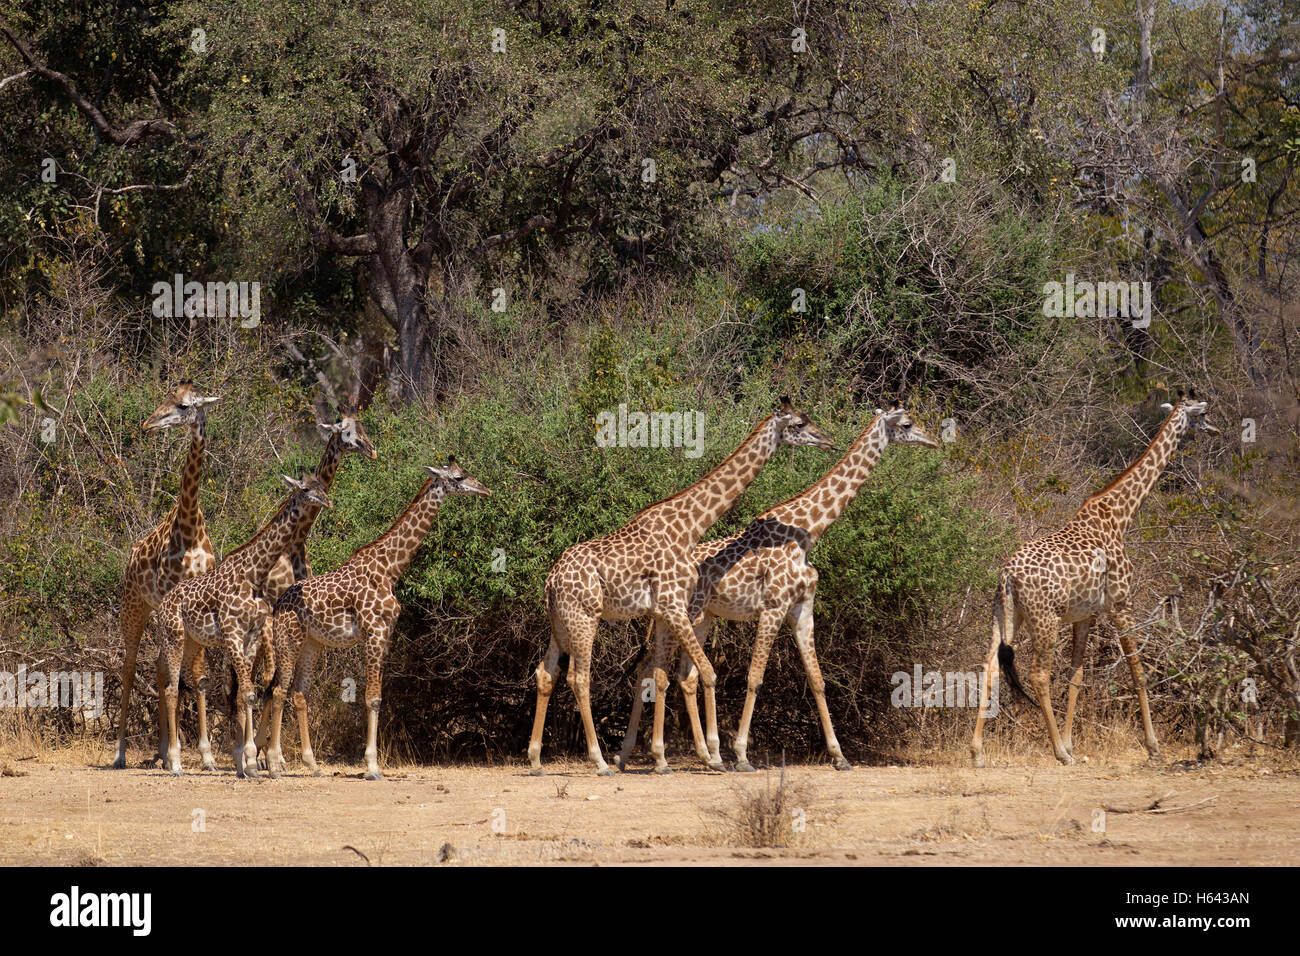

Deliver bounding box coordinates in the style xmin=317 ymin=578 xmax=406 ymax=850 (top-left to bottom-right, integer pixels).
xmin=707 ymin=761 xmax=727 ymax=773
xmin=267 ymin=769 xmax=281 ymax=780
xmin=529 ymin=767 xmax=546 ymax=776
xmin=364 ymin=771 xmax=383 ymax=781
xmin=833 ymin=759 xmax=853 ymax=772
xmin=201 ymin=759 xmax=217 ymax=772
xmin=735 ymin=761 xmax=756 ymax=773
xmin=111 ymin=756 xmax=126 ymax=770
xmin=169 ymin=768 xmax=183 ymax=778
xmin=653 ymin=765 xmax=673 ymax=775
xmin=597 ymin=767 xmax=615 ymax=777
xmin=1056 ymin=754 xmax=1077 ymax=767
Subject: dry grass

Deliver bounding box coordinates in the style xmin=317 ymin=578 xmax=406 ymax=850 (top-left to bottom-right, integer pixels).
xmin=700 ymin=762 xmax=816 ymax=849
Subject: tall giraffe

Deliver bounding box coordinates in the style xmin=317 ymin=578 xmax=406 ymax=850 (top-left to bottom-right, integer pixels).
xmin=970 ymin=393 xmax=1219 ymax=767
xmin=263 ymin=458 xmax=490 ymax=780
xmin=528 ymin=397 xmax=835 ymax=776
xmin=151 ymin=473 xmax=333 ymax=776
xmin=619 ymin=403 xmax=940 ymax=772
xmin=113 ymin=382 xmax=220 ymax=770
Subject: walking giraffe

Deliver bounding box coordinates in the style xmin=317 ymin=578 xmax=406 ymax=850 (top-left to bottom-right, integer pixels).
xmin=529 ymin=397 xmax=835 ymax=776
xmin=113 ymin=382 xmax=219 ymax=770
xmin=263 ymin=458 xmax=490 ymax=780
xmin=151 ymin=473 xmax=333 ymax=776
xmin=618 ymin=402 xmax=940 ymax=772
xmin=970 ymin=392 xmax=1219 ymax=767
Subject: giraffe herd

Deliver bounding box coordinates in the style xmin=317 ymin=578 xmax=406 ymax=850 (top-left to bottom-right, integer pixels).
xmin=113 ymin=382 xmax=1218 ymax=779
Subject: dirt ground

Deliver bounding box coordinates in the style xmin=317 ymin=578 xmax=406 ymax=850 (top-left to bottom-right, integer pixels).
xmin=1 ymin=742 xmax=1296 ymax=866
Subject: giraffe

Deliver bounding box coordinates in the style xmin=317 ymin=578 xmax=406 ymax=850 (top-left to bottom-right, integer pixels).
xmin=249 ymin=409 xmax=377 ymax=741
xmin=528 ymin=397 xmax=836 ymax=777
xmin=151 ymin=472 xmax=333 ymax=776
xmin=113 ymin=382 xmax=220 ymax=770
xmin=970 ymin=392 xmax=1219 ymax=767
xmin=618 ymin=403 xmax=940 ymax=772
xmin=262 ymin=458 xmax=491 ymax=780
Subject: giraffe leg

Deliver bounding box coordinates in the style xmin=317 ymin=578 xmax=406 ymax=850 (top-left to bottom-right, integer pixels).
xmin=653 ymin=606 xmax=723 ymax=771
xmin=1113 ymin=606 xmax=1160 ymax=760
xmin=263 ymin=610 xmax=302 ymax=779
xmin=527 ymin=634 xmax=565 ymax=775
xmin=734 ymin=609 xmax=783 ymax=772
xmin=566 ymin=626 xmax=614 ymax=776
xmin=675 ymin=615 xmax=712 ymax=765
xmin=224 ymin=618 xmax=260 ymax=778
xmin=1062 ymin=619 xmax=1089 ymax=758
xmin=113 ymin=591 xmax=149 ymax=769
xmin=362 ymin=632 xmax=390 ymax=780
xmin=157 ymin=624 xmax=186 ymax=776
xmin=1023 ymin=609 xmax=1073 ymax=765
xmin=616 ymin=633 xmax=656 ymax=771
xmin=648 ymin=618 xmax=675 ymax=774
xmin=788 ymin=593 xmax=850 ymax=771
xmin=191 ymin=648 xmax=217 ymax=771
xmin=293 ymin=641 xmax=322 ymax=776
xmin=971 ymin=579 xmax=1013 ymax=768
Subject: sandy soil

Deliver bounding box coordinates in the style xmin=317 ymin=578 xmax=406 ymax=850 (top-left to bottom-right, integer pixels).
xmin=1 ymin=744 xmax=1296 ymax=866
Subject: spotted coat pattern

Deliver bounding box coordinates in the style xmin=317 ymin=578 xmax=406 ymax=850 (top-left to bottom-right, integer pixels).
xmin=150 ymin=474 xmax=333 ymax=777
xmin=527 ymin=398 xmax=836 ymax=776
xmin=113 ymin=383 xmax=220 ymax=770
xmin=261 ymin=460 xmax=490 ymax=780
xmin=618 ymin=406 xmax=940 ymax=772
xmin=970 ymin=397 xmax=1219 ymax=767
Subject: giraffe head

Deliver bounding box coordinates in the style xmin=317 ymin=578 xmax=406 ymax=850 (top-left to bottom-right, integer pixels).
xmin=142 ymin=381 xmax=220 ymax=432
xmin=317 ymin=406 xmax=378 ymax=460
xmin=280 ymin=473 xmax=334 ymax=509
xmin=776 ymin=396 xmax=837 ymax=451
xmin=1160 ymin=390 xmax=1220 ymax=438
xmin=878 ymin=401 xmax=941 ymax=449
xmin=423 ymin=457 xmax=492 ymax=497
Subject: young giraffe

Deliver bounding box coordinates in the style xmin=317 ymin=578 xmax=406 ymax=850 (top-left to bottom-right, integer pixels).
xmin=151 ymin=473 xmax=333 ymax=776
xmin=113 ymin=382 xmax=220 ymax=770
xmin=970 ymin=392 xmax=1219 ymax=767
xmin=249 ymin=408 xmax=377 ymax=767
xmin=619 ymin=403 xmax=940 ymax=772
xmin=263 ymin=458 xmax=491 ymax=780
xmin=529 ymin=397 xmax=836 ymax=776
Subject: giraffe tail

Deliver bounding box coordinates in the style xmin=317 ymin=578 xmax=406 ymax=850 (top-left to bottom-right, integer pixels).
xmin=993 ymin=574 xmax=1032 ymax=702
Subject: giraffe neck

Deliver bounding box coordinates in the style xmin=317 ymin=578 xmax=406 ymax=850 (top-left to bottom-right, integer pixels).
xmin=631 ymin=413 xmax=784 ymax=545
xmin=1082 ymin=406 xmax=1187 ymax=531
xmin=357 ymin=479 xmax=448 ymax=584
xmin=174 ymin=414 xmax=208 ymax=540
xmin=765 ymin=414 xmax=887 ymax=545
xmin=285 ymin=433 xmax=344 ymax=554
xmin=228 ymin=496 xmax=312 ymax=583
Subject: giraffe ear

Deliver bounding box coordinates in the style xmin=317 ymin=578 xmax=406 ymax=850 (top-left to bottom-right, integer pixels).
xmin=280 ymin=474 xmax=304 ymax=491
xmin=778 ymin=395 xmax=794 ymax=413
xmin=199 ymin=395 xmax=220 ymax=406
xmin=1159 ymin=402 xmax=1174 ymax=412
